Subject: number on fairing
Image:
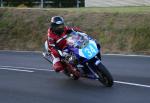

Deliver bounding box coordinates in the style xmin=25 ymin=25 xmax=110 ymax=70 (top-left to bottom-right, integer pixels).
xmin=85 ymin=45 xmax=97 ymax=57
xmin=81 ymin=42 xmax=98 ymax=59
xmin=89 ymin=45 xmax=97 ymax=54
xmin=85 ymin=48 xmax=92 ymax=57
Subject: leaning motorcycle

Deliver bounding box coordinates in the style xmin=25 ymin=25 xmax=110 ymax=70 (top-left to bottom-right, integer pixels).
xmin=43 ymin=31 xmax=114 ymax=87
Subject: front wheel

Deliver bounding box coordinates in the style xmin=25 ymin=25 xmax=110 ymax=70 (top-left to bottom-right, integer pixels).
xmin=96 ymin=63 xmax=114 ymax=87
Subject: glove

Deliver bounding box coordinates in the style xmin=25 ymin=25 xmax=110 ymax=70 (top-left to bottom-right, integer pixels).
xmin=62 ymin=48 xmax=70 ymax=60
xmin=62 ymin=51 xmax=69 ymax=57
xmin=57 ymin=50 xmax=69 ymax=57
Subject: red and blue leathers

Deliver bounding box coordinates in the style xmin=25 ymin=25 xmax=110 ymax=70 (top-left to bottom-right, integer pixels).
xmin=47 ymin=26 xmax=80 ymax=72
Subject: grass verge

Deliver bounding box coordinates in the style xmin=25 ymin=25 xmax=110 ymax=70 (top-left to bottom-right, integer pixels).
xmin=0 ymin=7 xmax=150 ymax=54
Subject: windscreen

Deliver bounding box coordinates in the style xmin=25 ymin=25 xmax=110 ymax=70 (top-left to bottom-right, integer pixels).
xmin=66 ymin=31 xmax=89 ymax=49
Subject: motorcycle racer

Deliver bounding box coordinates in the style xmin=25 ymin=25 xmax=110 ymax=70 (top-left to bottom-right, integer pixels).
xmin=46 ymin=16 xmax=81 ymax=77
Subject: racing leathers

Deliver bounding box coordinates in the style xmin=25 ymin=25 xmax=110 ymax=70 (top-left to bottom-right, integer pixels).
xmin=47 ymin=26 xmax=81 ymax=76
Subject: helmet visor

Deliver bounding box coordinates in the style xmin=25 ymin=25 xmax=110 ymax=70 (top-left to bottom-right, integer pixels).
xmin=54 ymin=24 xmax=64 ymax=30
xmin=55 ymin=21 xmax=63 ymax=24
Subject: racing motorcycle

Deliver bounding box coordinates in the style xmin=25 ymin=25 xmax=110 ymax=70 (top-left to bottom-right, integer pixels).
xmin=43 ymin=31 xmax=113 ymax=87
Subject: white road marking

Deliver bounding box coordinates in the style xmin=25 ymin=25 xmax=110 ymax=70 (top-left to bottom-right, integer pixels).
xmin=0 ymin=50 xmax=41 ymax=53
xmin=114 ymin=81 xmax=150 ymax=88
xmin=0 ymin=65 xmax=54 ymax=72
xmin=0 ymin=67 xmax=34 ymax=72
xmin=104 ymin=54 xmax=150 ymax=58
xmin=0 ymin=65 xmax=150 ymax=88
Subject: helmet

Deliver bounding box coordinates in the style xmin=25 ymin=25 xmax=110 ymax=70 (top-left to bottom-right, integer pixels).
xmin=50 ymin=16 xmax=65 ymax=35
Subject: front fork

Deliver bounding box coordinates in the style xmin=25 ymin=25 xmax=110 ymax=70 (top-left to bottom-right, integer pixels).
xmin=85 ymin=64 xmax=100 ymax=80
xmin=84 ymin=55 xmax=101 ymax=79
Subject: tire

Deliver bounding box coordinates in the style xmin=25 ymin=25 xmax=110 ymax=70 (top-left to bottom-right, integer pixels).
xmin=96 ymin=63 xmax=114 ymax=87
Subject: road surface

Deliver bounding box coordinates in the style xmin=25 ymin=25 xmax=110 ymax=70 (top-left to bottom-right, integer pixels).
xmin=0 ymin=51 xmax=150 ymax=103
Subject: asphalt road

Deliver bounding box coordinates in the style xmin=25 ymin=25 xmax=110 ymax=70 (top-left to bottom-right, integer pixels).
xmin=0 ymin=51 xmax=150 ymax=103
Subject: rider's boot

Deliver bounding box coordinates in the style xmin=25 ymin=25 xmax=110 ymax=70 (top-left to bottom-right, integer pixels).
xmin=64 ymin=63 xmax=80 ymax=78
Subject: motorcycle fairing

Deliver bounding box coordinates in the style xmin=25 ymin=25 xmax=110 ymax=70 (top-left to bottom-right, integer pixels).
xmin=78 ymin=40 xmax=99 ymax=60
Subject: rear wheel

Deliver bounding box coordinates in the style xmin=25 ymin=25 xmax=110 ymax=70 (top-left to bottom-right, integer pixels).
xmin=96 ymin=63 xmax=113 ymax=87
